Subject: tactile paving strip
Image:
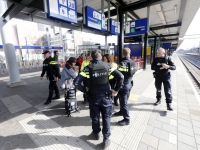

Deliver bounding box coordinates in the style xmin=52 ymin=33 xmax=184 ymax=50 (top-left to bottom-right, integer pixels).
xmin=1 ymin=95 xmax=32 ymax=114
xmin=20 ymin=113 xmax=95 ymax=150
xmin=109 ymin=80 xmax=155 ymax=150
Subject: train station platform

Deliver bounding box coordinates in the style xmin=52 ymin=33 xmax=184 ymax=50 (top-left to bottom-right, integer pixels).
xmin=0 ymin=54 xmax=200 ymax=150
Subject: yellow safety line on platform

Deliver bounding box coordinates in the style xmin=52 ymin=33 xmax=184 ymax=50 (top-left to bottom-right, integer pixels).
xmin=129 ymin=94 xmax=140 ymax=101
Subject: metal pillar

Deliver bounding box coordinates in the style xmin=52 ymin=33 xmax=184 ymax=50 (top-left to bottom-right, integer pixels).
xmin=105 ymin=36 xmax=108 ymax=47
xmin=59 ymin=27 xmax=63 ymax=49
xmin=143 ymin=6 xmax=150 ymax=70
xmin=153 ymin=37 xmax=157 ymax=59
xmin=107 ymin=0 xmax=110 ymax=32
xmin=101 ymin=0 xmax=106 ymax=47
xmin=82 ymin=0 xmax=86 ymax=24
xmin=101 ymin=0 xmax=104 ymax=13
xmin=0 ymin=0 xmax=25 ymax=87
xmin=118 ymin=8 xmax=124 ymax=63
xmin=125 ymin=11 xmax=128 ymax=23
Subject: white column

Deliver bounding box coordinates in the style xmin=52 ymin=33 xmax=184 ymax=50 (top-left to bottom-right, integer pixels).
xmin=0 ymin=0 xmax=25 ymax=87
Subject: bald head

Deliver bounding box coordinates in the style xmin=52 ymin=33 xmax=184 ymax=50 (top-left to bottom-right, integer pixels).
xmin=157 ymin=48 xmax=165 ymax=58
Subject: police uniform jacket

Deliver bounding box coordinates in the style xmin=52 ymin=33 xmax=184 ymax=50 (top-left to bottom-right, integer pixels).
xmin=41 ymin=57 xmax=60 ymax=80
xmin=151 ymin=56 xmax=176 ymax=76
xmin=74 ymin=59 xmax=124 ymax=95
xmin=118 ymin=57 xmax=135 ymax=84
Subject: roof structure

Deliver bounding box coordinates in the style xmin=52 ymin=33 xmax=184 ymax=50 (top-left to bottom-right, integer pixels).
xmin=2 ymin=0 xmax=200 ymax=49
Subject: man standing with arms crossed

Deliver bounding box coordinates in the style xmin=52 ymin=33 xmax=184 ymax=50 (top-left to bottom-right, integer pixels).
xmin=151 ymin=48 xmax=176 ymax=110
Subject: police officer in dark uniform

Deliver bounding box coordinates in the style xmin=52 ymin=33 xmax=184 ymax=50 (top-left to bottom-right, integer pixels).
xmin=40 ymin=50 xmax=61 ymax=105
xmin=74 ymin=50 xmax=124 ymax=149
xmin=151 ymin=48 xmax=176 ymax=110
xmin=53 ymin=50 xmax=61 ymax=67
xmin=113 ymin=48 xmax=136 ymax=126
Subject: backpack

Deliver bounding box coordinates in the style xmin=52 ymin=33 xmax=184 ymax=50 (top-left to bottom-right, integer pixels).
xmin=64 ymin=81 xmax=80 ymax=117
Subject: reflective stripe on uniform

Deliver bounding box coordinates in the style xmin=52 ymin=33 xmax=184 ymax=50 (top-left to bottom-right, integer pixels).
xmin=108 ymin=65 xmax=117 ymax=80
xmin=109 ymin=75 xmax=114 ymax=80
xmin=49 ymin=61 xmax=58 ymax=65
xmin=118 ymin=66 xmax=129 ymax=72
xmin=80 ymin=72 xmax=90 ymax=78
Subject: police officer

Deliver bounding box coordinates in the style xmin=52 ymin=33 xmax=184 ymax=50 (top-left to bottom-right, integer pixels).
xmin=151 ymin=48 xmax=176 ymax=111
xmin=53 ymin=51 xmax=59 ymax=61
xmin=40 ymin=50 xmax=60 ymax=105
xmin=74 ymin=50 xmax=124 ymax=149
xmin=113 ymin=48 xmax=136 ymax=126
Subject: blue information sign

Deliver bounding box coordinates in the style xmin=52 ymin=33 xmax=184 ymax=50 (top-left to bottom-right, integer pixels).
xmin=0 ymin=45 xmax=63 ymax=50
xmin=125 ymin=18 xmax=149 ymax=35
xmin=47 ymin=0 xmax=77 ymax=23
xmin=85 ymin=6 xmax=106 ymax=31
xmin=109 ymin=18 xmax=120 ymax=35
xmin=160 ymin=43 xmax=172 ymax=48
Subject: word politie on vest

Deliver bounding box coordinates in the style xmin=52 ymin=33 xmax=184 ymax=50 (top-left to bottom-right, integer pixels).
xmin=92 ymin=72 xmax=107 ymax=77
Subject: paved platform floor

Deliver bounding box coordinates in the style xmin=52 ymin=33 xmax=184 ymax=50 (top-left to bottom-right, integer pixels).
xmin=0 ymin=54 xmax=200 ymax=150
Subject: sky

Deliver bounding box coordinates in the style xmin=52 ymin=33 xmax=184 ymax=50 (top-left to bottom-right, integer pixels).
xmin=178 ymin=8 xmax=200 ymax=50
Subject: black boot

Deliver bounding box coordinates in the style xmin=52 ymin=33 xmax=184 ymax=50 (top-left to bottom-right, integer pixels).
xmin=113 ymin=111 xmax=122 ymax=116
xmin=103 ymin=138 xmax=110 ymax=150
xmin=118 ymin=119 xmax=130 ymax=126
xmin=93 ymin=132 xmax=100 ymax=140
xmin=44 ymin=100 xmax=51 ymax=105
xmin=167 ymin=103 xmax=173 ymax=111
xmin=154 ymin=99 xmax=161 ymax=105
xmin=52 ymin=96 xmax=60 ymax=100
xmin=114 ymin=98 xmax=119 ymax=106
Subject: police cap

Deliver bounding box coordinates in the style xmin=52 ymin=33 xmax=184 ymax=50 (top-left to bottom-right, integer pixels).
xmin=42 ymin=50 xmax=51 ymax=54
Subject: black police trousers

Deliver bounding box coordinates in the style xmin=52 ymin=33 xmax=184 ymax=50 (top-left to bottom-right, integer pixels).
xmin=89 ymin=95 xmax=112 ymax=139
xmin=47 ymin=80 xmax=60 ymax=101
xmin=119 ymin=83 xmax=132 ymax=121
xmin=155 ymin=75 xmax=172 ymax=103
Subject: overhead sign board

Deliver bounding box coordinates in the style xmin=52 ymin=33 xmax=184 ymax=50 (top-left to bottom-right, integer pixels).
xmin=85 ymin=6 xmax=106 ymax=31
xmin=160 ymin=43 xmax=172 ymax=48
xmin=46 ymin=0 xmax=77 ymax=23
xmin=124 ymin=35 xmax=142 ymax=43
xmin=125 ymin=18 xmax=148 ymax=35
xmin=0 ymin=45 xmax=63 ymax=50
xmin=109 ymin=18 xmax=120 ymax=35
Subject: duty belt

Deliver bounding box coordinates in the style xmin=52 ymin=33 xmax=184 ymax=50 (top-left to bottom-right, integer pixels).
xmin=89 ymin=91 xmax=111 ymax=98
xmin=156 ymin=73 xmax=168 ymax=77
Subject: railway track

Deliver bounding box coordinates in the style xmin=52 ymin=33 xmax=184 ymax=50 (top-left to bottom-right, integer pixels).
xmin=178 ymin=54 xmax=200 ymax=87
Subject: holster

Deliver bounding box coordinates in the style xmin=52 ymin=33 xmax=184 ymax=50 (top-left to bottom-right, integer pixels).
xmin=105 ymin=91 xmax=112 ymax=99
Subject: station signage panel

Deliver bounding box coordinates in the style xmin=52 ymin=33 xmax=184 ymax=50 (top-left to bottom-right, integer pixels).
xmin=125 ymin=18 xmax=149 ymax=35
xmin=124 ymin=35 xmax=142 ymax=43
xmin=46 ymin=0 xmax=77 ymax=23
xmin=0 ymin=45 xmax=63 ymax=50
xmin=160 ymin=43 xmax=172 ymax=48
xmin=109 ymin=18 xmax=120 ymax=35
xmin=85 ymin=6 xmax=106 ymax=31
